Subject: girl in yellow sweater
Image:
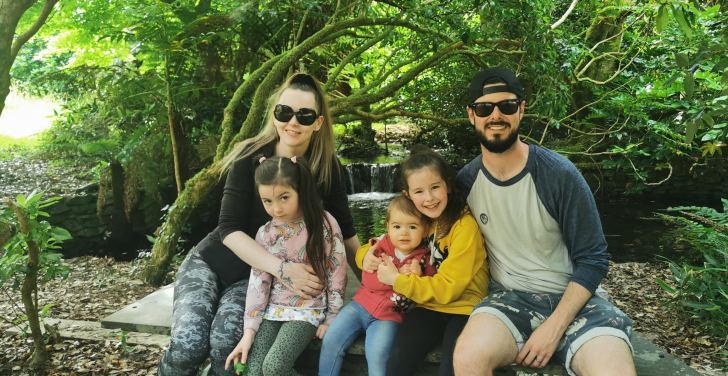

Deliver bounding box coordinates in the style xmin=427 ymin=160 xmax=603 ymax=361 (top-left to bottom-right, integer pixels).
xmin=357 ymin=145 xmax=489 ymax=376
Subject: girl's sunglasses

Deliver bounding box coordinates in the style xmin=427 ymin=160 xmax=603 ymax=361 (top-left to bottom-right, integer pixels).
xmin=274 ymin=104 xmax=319 ymax=126
xmin=469 ymin=99 xmax=523 ymax=118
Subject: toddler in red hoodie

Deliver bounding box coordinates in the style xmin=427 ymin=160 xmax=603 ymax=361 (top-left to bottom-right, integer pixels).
xmin=318 ymin=195 xmax=437 ymax=376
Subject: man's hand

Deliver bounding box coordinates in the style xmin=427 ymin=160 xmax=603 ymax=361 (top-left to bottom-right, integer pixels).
xmin=279 ymin=262 xmax=324 ymax=298
xmin=225 ymin=329 xmax=256 ymax=374
xmin=376 ymin=257 xmax=399 ymax=286
xmin=515 ymin=317 xmax=563 ymax=368
xmin=316 ymin=324 xmax=329 ymax=339
xmin=362 ymin=242 xmax=382 ymax=273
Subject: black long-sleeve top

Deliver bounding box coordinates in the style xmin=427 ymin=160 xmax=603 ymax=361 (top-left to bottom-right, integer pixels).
xmin=199 ymin=141 xmax=356 ymax=284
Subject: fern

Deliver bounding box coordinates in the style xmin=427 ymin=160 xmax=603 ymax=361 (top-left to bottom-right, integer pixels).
xmin=663 ymin=199 xmax=728 ymax=226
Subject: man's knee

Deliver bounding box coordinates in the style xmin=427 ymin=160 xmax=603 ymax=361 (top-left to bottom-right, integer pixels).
xmin=453 ymin=313 xmax=516 ymax=373
xmin=570 ymin=335 xmax=635 ymax=376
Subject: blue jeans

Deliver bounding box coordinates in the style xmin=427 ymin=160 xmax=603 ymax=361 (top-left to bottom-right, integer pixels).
xmin=319 ymin=300 xmax=400 ymax=376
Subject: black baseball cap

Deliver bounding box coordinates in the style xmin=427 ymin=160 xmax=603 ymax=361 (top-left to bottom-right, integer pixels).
xmin=468 ymin=67 xmax=524 ymax=104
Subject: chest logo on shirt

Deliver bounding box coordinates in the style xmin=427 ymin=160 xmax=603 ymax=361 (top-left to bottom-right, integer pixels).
xmin=480 ymin=213 xmax=489 ymax=225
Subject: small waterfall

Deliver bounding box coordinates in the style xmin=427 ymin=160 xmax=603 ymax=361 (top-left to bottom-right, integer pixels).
xmin=371 ymin=164 xmax=398 ymax=193
xmin=344 ymin=163 xmax=398 ymax=193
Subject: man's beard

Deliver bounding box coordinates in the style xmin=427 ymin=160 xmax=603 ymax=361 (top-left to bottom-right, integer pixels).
xmin=476 ymin=121 xmax=519 ymax=154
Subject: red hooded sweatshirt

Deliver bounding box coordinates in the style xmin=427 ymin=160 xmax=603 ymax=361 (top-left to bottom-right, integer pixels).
xmin=351 ymin=235 xmax=438 ymax=323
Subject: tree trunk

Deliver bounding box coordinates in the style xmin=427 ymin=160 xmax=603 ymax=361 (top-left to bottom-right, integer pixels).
xmin=3 ymin=199 xmax=48 ymax=370
xmin=571 ymin=12 xmax=628 ymax=122
xmin=140 ymin=164 xmax=223 ymax=285
xmin=142 ymin=17 xmax=448 ymax=285
xmin=165 ymin=53 xmax=186 ymax=195
xmin=0 ymin=0 xmax=57 ymax=119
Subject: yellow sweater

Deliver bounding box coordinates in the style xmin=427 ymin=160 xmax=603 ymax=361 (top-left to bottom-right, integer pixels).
xmin=356 ymin=208 xmax=489 ymax=315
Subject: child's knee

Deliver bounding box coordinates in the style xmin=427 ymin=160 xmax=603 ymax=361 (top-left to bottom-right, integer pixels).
xmin=262 ymin=356 xmax=290 ymax=376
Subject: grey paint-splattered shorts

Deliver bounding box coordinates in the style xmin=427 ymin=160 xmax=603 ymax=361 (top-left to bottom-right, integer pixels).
xmin=471 ymin=282 xmax=633 ymax=376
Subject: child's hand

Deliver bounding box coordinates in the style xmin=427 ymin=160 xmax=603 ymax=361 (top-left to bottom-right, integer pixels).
xmin=377 ymin=257 xmax=399 ymax=286
xmin=362 ymin=243 xmax=382 ymax=273
xmin=409 ymin=260 xmax=422 ymax=276
xmin=398 ymin=262 xmax=412 ymax=276
xmin=316 ymin=324 xmax=329 ymax=339
xmin=225 ymin=329 xmax=255 ymax=374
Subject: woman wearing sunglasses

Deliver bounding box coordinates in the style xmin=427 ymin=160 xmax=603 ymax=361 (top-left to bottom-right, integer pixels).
xmin=158 ymin=73 xmax=361 ymax=376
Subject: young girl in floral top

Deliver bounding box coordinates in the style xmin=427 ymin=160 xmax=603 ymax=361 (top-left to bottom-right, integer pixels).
xmin=226 ymin=155 xmax=347 ymax=376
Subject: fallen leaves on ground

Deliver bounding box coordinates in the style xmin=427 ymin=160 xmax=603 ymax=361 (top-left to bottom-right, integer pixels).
xmin=1 ymin=257 xmax=726 ymax=375
xmin=0 ymin=256 xmax=171 ymax=375
xmin=602 ymin=261 xmax=728 ymax=375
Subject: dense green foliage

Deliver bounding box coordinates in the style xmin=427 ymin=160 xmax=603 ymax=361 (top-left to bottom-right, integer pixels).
xmin=4 ymin=0 xmax=728 ymax=281
xmin=0 ymin=192 xmax=71 ymax=287
xmin=6 ymin=0 xmax=727 ymax=197
xmin=657 ymin=200 xmax=728 ymax=337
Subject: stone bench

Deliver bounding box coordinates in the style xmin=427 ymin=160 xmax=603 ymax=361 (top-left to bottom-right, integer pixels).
xmin=102 ymin=269 xmax=701 ymax=376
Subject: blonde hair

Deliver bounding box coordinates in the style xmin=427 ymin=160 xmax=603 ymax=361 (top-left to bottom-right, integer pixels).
xmin=221 ymin=73 xmax=336 ymax=192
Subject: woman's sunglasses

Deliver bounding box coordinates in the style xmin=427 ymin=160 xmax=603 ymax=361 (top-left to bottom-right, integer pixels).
xmin=274 ymin=104 xmax=319 ymax=126
xmin=469 ymin=99 xmax=523 ymax=118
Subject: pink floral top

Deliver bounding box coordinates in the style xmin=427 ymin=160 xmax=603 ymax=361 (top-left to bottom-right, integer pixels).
xmin=243 ymin=211 xmax=347 ymax=331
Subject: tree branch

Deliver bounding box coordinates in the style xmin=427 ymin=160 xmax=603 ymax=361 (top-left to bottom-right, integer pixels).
xmin=10 ymin=0 xmax=58 ymax=60
xmin=551 ymin=0 xmax=578 ymax=30
xmin=559 ymin=77 xmax=635 ymax=123
xmin=323 ymin=27 xmax=393 ymax=92
xmin=330 ymin=41 xmax=464 ymax=112
xmin=336 ymin=109 xmax=471 ymax=126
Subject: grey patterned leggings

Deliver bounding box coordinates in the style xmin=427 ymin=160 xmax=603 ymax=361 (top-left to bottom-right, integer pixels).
xmin=247 ymin=320 xmax=317 ymax=376
xmin=158 ymin=249 xmax=249 ymax=376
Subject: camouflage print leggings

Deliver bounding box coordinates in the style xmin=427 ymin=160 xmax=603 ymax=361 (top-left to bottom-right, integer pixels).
xmin=246 ymin=320 xmax=317 ymax=376
xmin=157 ymin=249 xmax=249 ymax=376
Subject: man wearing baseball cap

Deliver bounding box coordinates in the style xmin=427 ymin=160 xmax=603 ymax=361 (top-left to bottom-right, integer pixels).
xmin=453 ymin=67 xmax=636 ymax=376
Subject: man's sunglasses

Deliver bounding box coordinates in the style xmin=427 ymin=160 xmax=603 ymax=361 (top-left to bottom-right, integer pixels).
xmin=469 ymin=99 xmax=523 ymax=118
xmin=274 ymin=104 xmax=319 ymax=126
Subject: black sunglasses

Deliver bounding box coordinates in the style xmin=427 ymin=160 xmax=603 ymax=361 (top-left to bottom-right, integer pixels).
xmin=469 ymin=99 xmax=523 ymax=118
xmin=274 ymin=104 xmax=319 ymax=126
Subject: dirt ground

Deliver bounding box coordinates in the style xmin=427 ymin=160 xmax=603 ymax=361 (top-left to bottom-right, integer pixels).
xmin=0 ymin=257 xmax=726 ymax=375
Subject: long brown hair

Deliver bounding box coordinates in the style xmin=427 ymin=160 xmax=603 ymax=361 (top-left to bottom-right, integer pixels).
xmin=398 ymin=145 xmax=466 ymax=238
xmin=254 ymin=155 xmax=331 ymax=283
xmin=221 ymin=73 xmax=336 ymax=192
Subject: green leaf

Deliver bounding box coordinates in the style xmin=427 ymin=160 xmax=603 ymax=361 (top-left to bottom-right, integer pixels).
xmin=656 ymin=5 xmax=668 ymax=33
xmin=672 ymin=6 xmax=693 ymax=39
xmin=460 ymin=31 xmax=470 ymax=44
xmin=684 ymin=72 xmax=695 ymax=98
xmin=704 ymin=253 xmax=719 ymax=268
xmin=682 ymin=300 xmax=720 ymax=310
xmin=146 ymin=235 xmax=157 ymax=244
xmin=703 ymin=113 xmax=715 ymax=127
xmin=16 ymin=194 xmax=26 ymax=206
xmin=675 ymin=52 xmax=689 ymax=68
xmin=656 ymin=277 xmax=676 ymax=294
xmin=26 ymin=191 xmax=42 ymax=206
xmin=713 ymin=58 xmax=728 ymax=73
xmin=41 ymin=303 xmax=52 ymax=319
xmin=722 ymin=74 xmax=728 ymax=86
xmin=50 ymin=228 xmax=72 ymax=241
xmin=662 ymin=72 xmax=681 ymax=88
xmin=234 ymin=362 xmax=248 ymax=374
xmin=686 ymin=119 xmax=700 ymax=143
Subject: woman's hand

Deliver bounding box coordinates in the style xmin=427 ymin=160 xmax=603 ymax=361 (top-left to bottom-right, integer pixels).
xmin=362 ymin=242 xmax=382 ymax=273
xmin=279 ymin=262 xmax=324 ymax=298
xmin=225 ymin=329 xmax=256 ymax=374
xmin=377 ymin=257 xmax=399 ymax=286
xmin=316 ymin=324 xmax=329 ymax=339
